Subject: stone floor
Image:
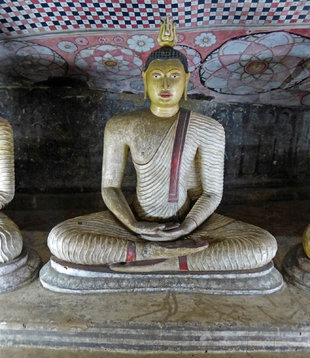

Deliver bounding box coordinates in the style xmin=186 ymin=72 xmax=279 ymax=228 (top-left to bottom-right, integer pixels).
xmin=0 ymin=200 xmax=309 ymax=357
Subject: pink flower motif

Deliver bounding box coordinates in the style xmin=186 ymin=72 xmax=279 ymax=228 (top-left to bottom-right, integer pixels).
xmin=98 ymin=37 xmax=107 ymax=44
xmin=75 ymin=37 xmax=89 ymax=46
xmin=75 ymin=44 xmax=143 ymax=85
xmin=177 ymin=34 xmax=185 ymax=43
xmin=195 ymin=33 xmax=216 ymax=48
xmin=127 ymin=35 xmax=154 ymax=53
xmin=200 ymin=32 xmax=310 ymax=95
xmin=57 ymin=41 xmax=77 ymax=53
xmin=113 ymin=36 xmax=124 ymax=44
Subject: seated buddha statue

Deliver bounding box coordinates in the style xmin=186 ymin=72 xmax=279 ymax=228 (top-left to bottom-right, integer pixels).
xmin=0 ymin=116 xmax=40 ymax=292
xmin=0 ymin=117 xmax=23 ymax=264
xmin=45 ymin=19 xmax=280 ymax=282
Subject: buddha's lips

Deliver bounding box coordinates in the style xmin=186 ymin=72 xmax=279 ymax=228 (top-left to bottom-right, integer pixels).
xmin=160 ymin=92 xmax=172 ymax=98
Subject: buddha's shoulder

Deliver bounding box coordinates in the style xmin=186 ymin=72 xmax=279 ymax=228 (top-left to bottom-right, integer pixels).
xmin=0 ymin=116 xmax=11 ymax=129
xmin=189 ymin=111 xmax=224 ymax=134
xmin=105 ymin=109 xmax=149 ymax=131
xmin=0 ymin=117 xmax=13 ymax=136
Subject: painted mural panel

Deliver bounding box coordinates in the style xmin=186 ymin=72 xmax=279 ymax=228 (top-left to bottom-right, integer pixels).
xmin=0 ymin=1 xmax=309 ymax=105
xmin=0 ymin=0 xmax=309 ymax=36
xmin=0 ymin=28 xmax=309 ymax=106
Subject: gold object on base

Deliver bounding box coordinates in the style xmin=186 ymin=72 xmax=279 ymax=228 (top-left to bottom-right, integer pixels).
xmin=302 ymin=224 xmax=310 ymax=259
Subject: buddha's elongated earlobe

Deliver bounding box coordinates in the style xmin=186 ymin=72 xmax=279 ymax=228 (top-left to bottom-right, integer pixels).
xmin=144 ymin=87 xmax=148 ymax=100
xmin=183 ymin=72 xmax=190 ymax=101
xmin=142 ymin=72 xmax=148 ymax=100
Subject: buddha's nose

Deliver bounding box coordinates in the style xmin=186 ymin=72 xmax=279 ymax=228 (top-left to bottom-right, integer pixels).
xmin=162 ymin=76 xmax=169 ymax=89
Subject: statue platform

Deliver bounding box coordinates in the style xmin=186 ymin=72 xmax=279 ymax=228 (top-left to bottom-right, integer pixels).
xmin=0 ymin=199 xmax=309 ymax=357
xmin=283 ymin=244 xmax=310 ymax=290
xmin=0 ymin=247 xmax=40 ymax=293
xmin=40 ymin=257 xmax=283 ymax=295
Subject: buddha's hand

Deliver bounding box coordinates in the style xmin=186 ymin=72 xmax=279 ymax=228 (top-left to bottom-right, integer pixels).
xmin=130 ymin=221 xmax=171 ymax=235
xmin=139 ymin=219 xmax=196 ymax=242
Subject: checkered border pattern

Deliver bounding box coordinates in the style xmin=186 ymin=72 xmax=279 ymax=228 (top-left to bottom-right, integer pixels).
xmin=0 ymin=0 xmax=309 ymax=36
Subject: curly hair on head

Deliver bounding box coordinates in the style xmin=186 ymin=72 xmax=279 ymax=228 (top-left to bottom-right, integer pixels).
xmin=144 ymin=46 xmax=189 ymax=73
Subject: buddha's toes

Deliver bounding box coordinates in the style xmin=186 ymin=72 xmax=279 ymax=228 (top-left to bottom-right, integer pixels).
xmin=140 ymin=237 xmax=209 ymax=259
xmin=109 ymin=258 xmax=177 ymax=272
xmin=155 ymin=237 xmax=208 ymax=249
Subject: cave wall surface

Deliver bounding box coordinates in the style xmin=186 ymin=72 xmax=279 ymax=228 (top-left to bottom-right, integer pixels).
xmin=0 ymin=85 xmax=309 ymax=200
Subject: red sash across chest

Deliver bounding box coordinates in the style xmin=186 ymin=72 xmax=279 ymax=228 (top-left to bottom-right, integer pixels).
xmin=168 ymin=109 xmax=190 ymax=203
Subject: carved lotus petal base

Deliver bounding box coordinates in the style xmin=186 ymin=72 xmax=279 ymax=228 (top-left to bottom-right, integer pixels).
xmin=0 ymin=248 xmax=41 ymax=293
xmin=283 ymin=244 xmax=310 ymax=290
xmin=40 ymin=257 xmax=284 ymax=295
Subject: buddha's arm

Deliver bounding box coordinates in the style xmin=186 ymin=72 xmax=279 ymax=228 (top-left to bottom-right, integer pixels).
xmin=171 ymin=121 xmax=225 ymax=237
xmin=183 ymin=122 xmax=225 ymax=229
xmin=0 ymin=117 xmax=14 ymax=209
xmin=101 ymin=118 xmax=166 ymax=235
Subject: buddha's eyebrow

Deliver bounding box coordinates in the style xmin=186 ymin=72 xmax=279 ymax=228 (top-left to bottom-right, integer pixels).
xmin=151 ymin=67 xmax=180 ymax=72
xmin=150 ymin=68 xmax=181 ymax=72
xmin=150 ymin=68 xmax=163 ymax=72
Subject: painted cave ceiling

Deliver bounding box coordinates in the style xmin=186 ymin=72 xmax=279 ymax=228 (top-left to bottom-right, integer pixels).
xmin=0 ymin=0 xmax=309 ymax=106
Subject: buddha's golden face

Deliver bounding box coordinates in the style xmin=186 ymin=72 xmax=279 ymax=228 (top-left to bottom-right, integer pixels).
xmin=143 ymin=59 xmax=190 ymax=108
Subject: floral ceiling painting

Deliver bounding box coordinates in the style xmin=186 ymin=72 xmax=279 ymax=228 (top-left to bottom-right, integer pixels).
xmin=200 ymin=32 xmax=310 ymax=94
xmin=0 ymin=0 xmax=309 ymax=106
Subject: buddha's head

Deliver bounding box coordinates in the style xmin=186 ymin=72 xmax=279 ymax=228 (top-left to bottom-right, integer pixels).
xmin=142 ymin=18 xmax=190 ymax=109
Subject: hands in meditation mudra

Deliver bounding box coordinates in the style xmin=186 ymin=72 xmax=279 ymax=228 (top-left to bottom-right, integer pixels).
xmin=47 ymin=18 xmax=278 ymax=274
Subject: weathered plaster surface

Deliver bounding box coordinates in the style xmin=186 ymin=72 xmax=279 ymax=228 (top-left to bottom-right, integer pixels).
xmin=0 ymin=87 xmax=308 ymax=198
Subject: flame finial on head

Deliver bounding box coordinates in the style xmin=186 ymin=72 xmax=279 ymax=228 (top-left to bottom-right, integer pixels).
xmin=158 ymin=15 xmax=177 ymax=47
xmin=144 ymin=15 xmax=188 ymax=73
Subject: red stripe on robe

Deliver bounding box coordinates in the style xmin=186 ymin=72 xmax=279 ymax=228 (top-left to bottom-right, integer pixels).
xmin=168 ymin=109 xmax=190 ymax=203
xmin=178 ymin=255 xmax=189 ymax=271
xmin=126 ymin=241 xmax=136 ymax=262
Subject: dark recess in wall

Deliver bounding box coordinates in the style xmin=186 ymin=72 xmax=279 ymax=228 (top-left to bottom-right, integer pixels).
xmin=0 ymin=85 xmax=309 ymax=204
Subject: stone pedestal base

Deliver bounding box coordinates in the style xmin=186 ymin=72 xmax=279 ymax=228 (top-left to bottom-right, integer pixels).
xmin=0 ymin=248 xmax=41 ymax=293
xmin=40 ymin=257 xmax=284 ymax=295
xmin=283 ymin=244 xmax=310 ymax=290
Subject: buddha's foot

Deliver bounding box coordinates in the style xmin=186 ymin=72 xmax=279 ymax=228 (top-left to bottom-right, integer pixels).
xmin=109 ymin=258 xmax=178 ymax=272
xmin=140 ymin=236 xmax=208 ymax=260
